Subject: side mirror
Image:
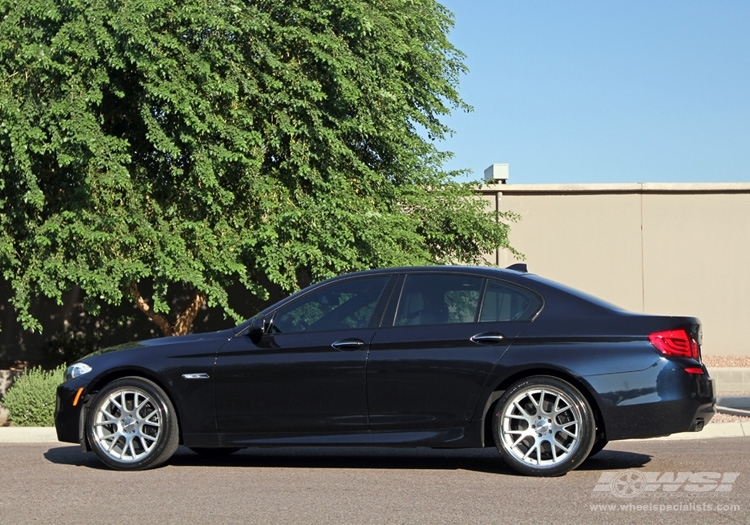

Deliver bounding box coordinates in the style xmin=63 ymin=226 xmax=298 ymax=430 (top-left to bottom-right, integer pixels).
xmin=248 ymin=316 xmax=265 ymax=344
xmin=248 ymin=314 xmax=275 ymax=344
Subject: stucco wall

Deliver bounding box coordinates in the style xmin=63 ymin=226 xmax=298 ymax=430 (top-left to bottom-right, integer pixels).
xmin=0 ymin=182 xmax=747 ymax=367
xmin=485 ymin=183 xmax=750 ymax=356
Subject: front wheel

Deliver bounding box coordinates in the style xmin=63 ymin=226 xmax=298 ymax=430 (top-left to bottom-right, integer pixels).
xmin=492 ymin=376 xmax=595 ymax=477
xmin=86 ymin=377 xmax=180 ymax=471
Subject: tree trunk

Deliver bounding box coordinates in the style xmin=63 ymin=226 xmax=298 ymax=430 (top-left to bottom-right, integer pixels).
xmin=129 ymin=282 xmax=206 ymax=337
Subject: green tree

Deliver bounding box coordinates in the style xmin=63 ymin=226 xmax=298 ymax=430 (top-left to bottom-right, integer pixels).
xmin=0 ymin=0 xmax=517 ymax=337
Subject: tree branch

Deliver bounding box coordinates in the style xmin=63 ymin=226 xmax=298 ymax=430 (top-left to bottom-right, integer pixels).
xmin=173 ymin=290 xmax=206 ymax=336
xmin=129 ymin=281 xmax=173 ymax=337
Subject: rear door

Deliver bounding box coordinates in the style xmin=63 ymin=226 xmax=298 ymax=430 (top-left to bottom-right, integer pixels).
xmin=366 ymin=272 xmax=539 ymax=430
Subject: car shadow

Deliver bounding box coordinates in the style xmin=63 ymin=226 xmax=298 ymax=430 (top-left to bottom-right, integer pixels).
xmin=44 ymin=446 xmax=112 ymax=470
xmin=44 ymin=444 xmax=652 ymax=475
xmin=579 ymin=449 xmax=653 ymax=471
xmin=169 ymin=446 xmax=513 ymax=474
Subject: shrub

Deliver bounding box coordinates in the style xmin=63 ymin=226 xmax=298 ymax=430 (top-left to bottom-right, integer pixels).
xmin=1 ymin=365 xmax=66 ymax=426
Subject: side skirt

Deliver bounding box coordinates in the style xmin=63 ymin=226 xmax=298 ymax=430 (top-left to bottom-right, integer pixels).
xmin=183 ymin=426 xmax=485 ymax=449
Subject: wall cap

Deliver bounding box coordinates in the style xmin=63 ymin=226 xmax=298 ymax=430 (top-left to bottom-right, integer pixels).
xmin=479 ymin=182 xmax=750 ymax=195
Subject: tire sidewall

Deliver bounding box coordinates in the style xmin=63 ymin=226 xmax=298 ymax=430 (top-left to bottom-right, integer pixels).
xmin=86 ymin=377 xmax=179 ymax=471
xmin=492 ymin=376 xmax=595 ymax=477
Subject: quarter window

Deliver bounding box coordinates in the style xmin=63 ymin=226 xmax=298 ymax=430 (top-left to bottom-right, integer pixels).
xmin=479 ymin=280 xmax=541 ymax=322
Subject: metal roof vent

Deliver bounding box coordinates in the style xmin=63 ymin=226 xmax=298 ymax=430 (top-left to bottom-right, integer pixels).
xmin=484 ymin=163 xmax=509 ymax=184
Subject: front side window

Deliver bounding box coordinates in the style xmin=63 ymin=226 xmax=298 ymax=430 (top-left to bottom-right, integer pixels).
xmin=272 ymin=275 xmax=390 ymax=334
xmin=395 ymin=274 xmax=483 ymax=326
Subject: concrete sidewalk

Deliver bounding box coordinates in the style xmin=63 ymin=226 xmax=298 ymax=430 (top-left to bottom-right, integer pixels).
xmin=1 ymin=422 xmax=748 ymax=444
xmin=0 ymin=427 xmax=61 ymax=443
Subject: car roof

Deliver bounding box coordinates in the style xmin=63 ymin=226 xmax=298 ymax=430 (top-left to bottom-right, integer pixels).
xmin=334 ymin=265 xmax=529 ymax=279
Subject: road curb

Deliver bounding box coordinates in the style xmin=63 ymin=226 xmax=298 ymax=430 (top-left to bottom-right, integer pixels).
xmin=0 ymin=427 xmax=60 ymax=443
xmin=627 ymin=421 xmax=750 ymax=442
xmin=1 ymin=422 xmax=748 ymax=444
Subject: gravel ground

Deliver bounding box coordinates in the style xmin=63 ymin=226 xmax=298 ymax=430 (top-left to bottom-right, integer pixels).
xmin=712 ymin=413 xmax=750 ymax=422
xmin=703 ymin=355 xmax=750 ymax=368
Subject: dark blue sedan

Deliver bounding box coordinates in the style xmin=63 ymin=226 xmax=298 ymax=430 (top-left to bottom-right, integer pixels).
xmin=55 ymin=265 xmax=714 ymax=476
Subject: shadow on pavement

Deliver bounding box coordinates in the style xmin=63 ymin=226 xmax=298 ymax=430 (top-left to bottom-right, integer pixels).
xmin=43 ymin=444 xmax=652 ymax=475
xmin=580 ymin=449 xmax=653 ymax=471
xmin=44 ymin=446 xmax=111 ymax=470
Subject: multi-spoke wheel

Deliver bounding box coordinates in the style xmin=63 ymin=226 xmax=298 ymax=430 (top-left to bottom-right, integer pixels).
xmin=492 ymin=376 xmax=595 ymax=476
xmin=86 ymin=377 xmax=179 ymax=471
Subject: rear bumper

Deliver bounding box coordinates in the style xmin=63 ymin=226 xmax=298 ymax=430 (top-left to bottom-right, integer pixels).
xmin=588 ymin=361 xmax=714 ymax=441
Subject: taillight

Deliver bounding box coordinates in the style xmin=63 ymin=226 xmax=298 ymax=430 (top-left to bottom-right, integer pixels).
xmin=648 ymin=329 xmax=700 ymax=360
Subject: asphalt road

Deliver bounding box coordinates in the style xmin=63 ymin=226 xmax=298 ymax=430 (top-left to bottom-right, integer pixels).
xmin=1 ymin=439 xmax=748 ymax=525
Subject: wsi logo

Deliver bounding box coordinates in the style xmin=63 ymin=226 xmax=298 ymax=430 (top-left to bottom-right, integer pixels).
xmin=593 ymin=471 xmax=740 ymax=498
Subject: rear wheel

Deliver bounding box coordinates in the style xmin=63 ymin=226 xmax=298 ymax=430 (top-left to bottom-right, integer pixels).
xmin=588 ymin=434 xmax=608 ymax=457
xmin=86 ymin=377 xmax=179 ymax=471
xmin=492 ymin=376 xmax=595 ymax=476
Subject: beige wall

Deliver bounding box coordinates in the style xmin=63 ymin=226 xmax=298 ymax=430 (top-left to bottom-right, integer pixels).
xmin=483 ymin=183 xmax=750 ymax=357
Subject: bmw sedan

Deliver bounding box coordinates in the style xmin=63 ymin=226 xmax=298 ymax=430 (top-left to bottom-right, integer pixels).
xmin=55 ymin=265 xmax=714 ymax=476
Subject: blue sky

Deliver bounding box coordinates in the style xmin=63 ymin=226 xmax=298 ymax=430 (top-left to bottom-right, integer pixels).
xmin=438 ymin=1 xmax=750 ymax=184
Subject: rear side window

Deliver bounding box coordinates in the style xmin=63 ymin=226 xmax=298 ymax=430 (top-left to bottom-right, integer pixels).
xmin=479 ymin=280 xmax=541 ymax=322
xmin=395 ymin=274 xmax=483 ymax=326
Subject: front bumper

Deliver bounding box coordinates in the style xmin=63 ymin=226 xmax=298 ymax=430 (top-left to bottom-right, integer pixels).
xmin=54 ymin=381 xmax=87 ymax=445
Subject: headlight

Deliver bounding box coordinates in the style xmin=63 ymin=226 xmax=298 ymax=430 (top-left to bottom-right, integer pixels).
xmin=64 ymin=362 xmax=92 ymax=382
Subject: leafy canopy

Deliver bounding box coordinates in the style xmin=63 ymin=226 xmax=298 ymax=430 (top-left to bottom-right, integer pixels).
xmin=0 ymin=0 xmax=517 ymax=335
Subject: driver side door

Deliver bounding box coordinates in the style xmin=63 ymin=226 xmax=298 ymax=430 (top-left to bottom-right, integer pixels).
xmin=213 ymin=274 xmax=394 ymax=435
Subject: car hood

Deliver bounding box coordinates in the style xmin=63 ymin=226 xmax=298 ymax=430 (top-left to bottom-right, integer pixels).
xmin=82 ymin=327 xmax=239 ymax=359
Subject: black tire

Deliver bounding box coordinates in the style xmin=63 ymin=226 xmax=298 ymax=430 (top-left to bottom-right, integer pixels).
xmin=492 ymin=376 xmax=595 ymax=477
xmin=86 ymin=377 xmax=180 ymax=471
xmin=188 ymin=447 xmax=242 ymax=457
xmin=588 ymin=435 xmax=608 ymax=458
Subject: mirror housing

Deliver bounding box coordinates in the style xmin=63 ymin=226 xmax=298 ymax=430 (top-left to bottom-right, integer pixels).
xmin=248 ymin=314 xmax=275 ymax=344
xmin=248 ymin=316 xmax=265 ymax=344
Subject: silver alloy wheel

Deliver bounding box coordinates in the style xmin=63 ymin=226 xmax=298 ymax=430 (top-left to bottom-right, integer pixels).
xmin=91 ymin=387 xmax=163 ymax=463
xmin=499 ymin=384 xmax=583 ymax=467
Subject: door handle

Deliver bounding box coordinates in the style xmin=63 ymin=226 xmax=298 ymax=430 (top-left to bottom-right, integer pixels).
xmin=331 ymin=339 xmax=365 ymax=350
xmin=470 ymin=332 xmax=505 ymax=345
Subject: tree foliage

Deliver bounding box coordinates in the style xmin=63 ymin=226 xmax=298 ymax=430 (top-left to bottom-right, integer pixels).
xmin=0 ymin=0 xmax=517 ymax=336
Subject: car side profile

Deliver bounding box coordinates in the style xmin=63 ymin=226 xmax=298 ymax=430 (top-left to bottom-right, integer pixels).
xmin=55 ymin=265 xmax=714 ymax=476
